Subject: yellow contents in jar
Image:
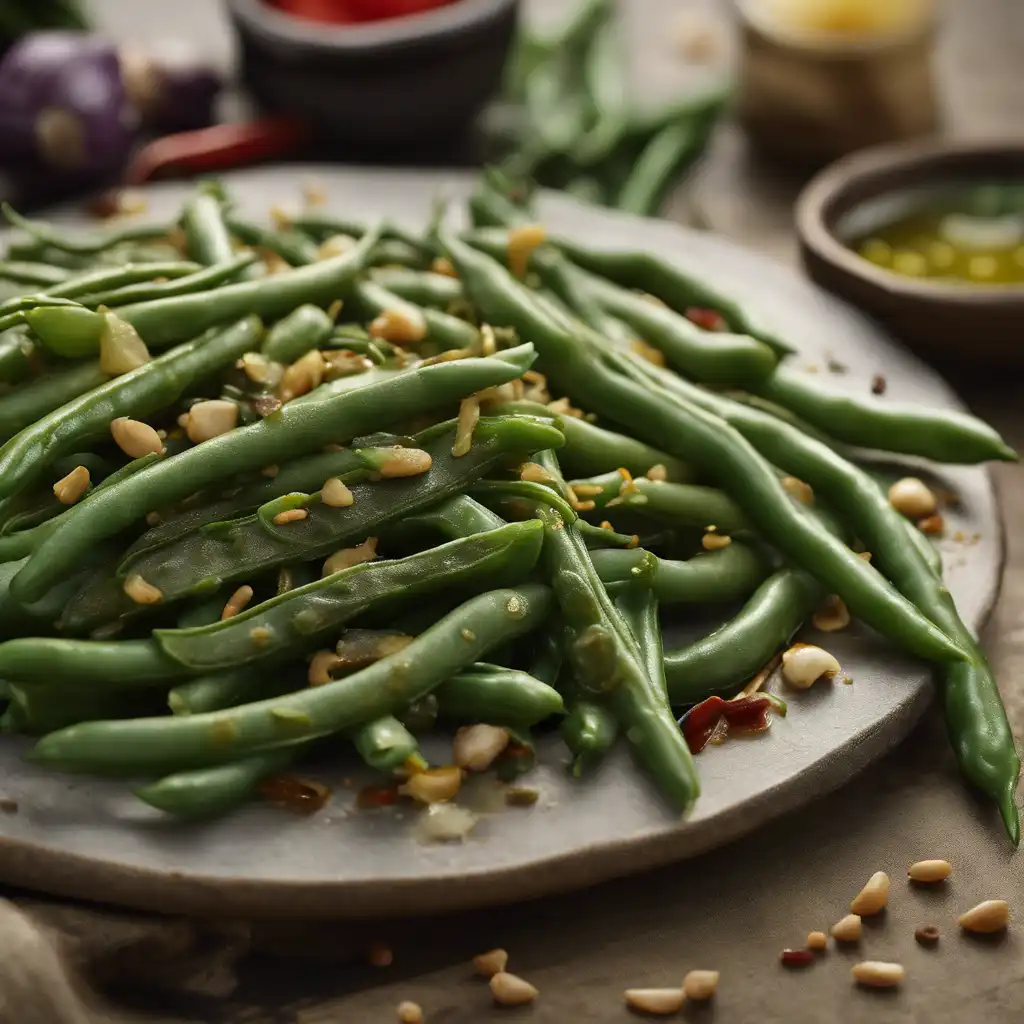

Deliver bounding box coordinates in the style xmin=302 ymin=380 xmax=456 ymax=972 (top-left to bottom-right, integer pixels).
xmin=856 ymin=207 xmax=1024 ymax=285
xmin=760 ymin=0 xmax=931 ymax=37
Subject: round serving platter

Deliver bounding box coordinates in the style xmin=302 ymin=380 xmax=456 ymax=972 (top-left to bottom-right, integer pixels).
xmin=0 ymin=166 xmax=1002 ymax=919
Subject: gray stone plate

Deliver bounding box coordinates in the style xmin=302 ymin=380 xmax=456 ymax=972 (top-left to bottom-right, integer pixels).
xmin=0 ymin=167 xmax=1002 ymax=919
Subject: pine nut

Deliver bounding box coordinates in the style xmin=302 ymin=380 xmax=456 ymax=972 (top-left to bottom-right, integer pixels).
xmin=623 ymin=988 xmax=684 ymax=1015
xmin=431 ymin=256 xmax=458 ymax=277
xmin=397 ymin=1000 xmax=423 ymax=1023
xmin=369 ymin=307 xmax=427 ymax=344
xmin=959 ymin=900 xmax=1009 ymax=933
xmin=646 ymin=463 xmax=668 ymax=482
xmin=682 ymin=969 xmax=719 ymax=1000
xmin=279 ymin=349 xmax=325 ymax=401
xmin=812 ymin=594 xmax=850 ymax=632
xmin=452 ymin=725 xmax=510 ymax=772
xmin=629 ymin=338 xmax=667 ymax=366
xmin=908 ymin=859 xmax=952 ymax=883
xmin=702 ymin=531 xmax=732 ymax=551
xmin=888 ymin=477 xmax=936 ymax=518
xmin=507 ymin=224 xmax=547 ymax=279
xmin=111 ymin=417 xmax=164 ymax=458
xmin=830 ymin=914 xmax=862 ymax=942
xmin=220 ymin=585 xmax=253 ymax=621
xmin=807 ymin=931 xmax=828 ymax=951
xmin=489 ymin=971 xmax=538 ymax=1006
xmin=307 ymin=649 xmax=343 ymax=686
xmin=317 ymin=234 xmax=356 ymax=260
xmin=399 ymin=766 xmax=462 ymax=804
xmin=781 ymin=475 xmax=814 ymax=505
xmin=53 ymin=465 xmax=90 ymax=505
xmin=323 ymin=537 xmax=378 ymax=576
xmin=123 ymin=574 xmax=163 ymax=605
xmin=472 ymin=949 xmax=508 ymax=977
xmin=851 ymin=871 xmax=890 ymax=916
xmin=781 ymin=643 xmax=841 ymax=689
xmin=321 ymin=477 xmax=355 ymax=507
xmin=379 ymin=447 xmax=433 ymax=478
xmin=452 ymin=398 xmax=480 ymax=457
xmin=273 ymin=508 xmax=308 ymax=525
xmin=186 ymin=399 xmax=238 ymax=443
xmin=851 ymin=961 xmax=904 ymax=988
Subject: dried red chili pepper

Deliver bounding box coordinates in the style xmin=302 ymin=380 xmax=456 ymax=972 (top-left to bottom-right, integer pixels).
xmin=682 ymin=695 xmax=774 ymax=753
xmin=258 ymin=775 xmax=331 ymax=814
xmin=780 ymin=948 xmax=815 ymax=967
xmin=685 ymin=307 xmax=729 ymax=332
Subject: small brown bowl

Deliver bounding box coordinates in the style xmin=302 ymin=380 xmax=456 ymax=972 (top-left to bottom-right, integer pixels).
xmin=796 ymin=139 xmax=1024 ymax=366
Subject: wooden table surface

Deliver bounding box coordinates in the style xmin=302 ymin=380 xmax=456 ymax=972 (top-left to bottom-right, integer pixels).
xmin=35 ymin=1 xmax=1024 ymax=1020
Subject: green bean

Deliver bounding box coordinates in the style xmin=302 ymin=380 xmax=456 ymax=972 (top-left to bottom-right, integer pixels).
xmin=0 ymin=317 xmax=263 ymax=503
xmin=614 ymin=583 xmax=665 ymax=702
xmin=0 ymin=361 xmax=110 ymax=445
xmin=0 ymin=260 xmax=72 ymax=287
xmin=155 ymin=521 xmax=543 ymax=673
xmin=260 ymin=303 xmax=335 ymax=364
xmin=113 ymin=223 xmax=382 ymax=350
xmin=369 ymin=238 xmax=430 ymax=269
xmin=169 ymin=668 xmax=305 ymax=716
xmin=23 ymin=304 xmax=109 ymax=358
xmin=616 ymin=115 xmax=717 ymax=216
xmin=593 ymin=542 xmax=770 ymax=604
xmin=66 ymin=415 xmax=560 ymax=628
xmin=664 ymin=567 xmax=823 ymax=705
xmin=436 ymin=227 xmax=965 ymax=665
xmin=288 ymin=214 xmax=425 ymax=255
xmin=5 ymin=683 xmax=166 ymax=735
xmin=10 ymin=344 xmax=538 ymax=605
xmin=369 ymin=267 xmax=464 ymax=310
xmin=753 ymin=367 xmax=1015 ymax=464
xmin=352 ymin=715 xmax=420 ymax=772
xmin=434 ymin=665 xmax=563 ymax=725
xmin=2 ymin=204 xmax=173 ymax=256
xmin=76 ymin=254 xmax=256 ymax=308
xmin=555 ymin=235 xmax=793 ymax=356
xmin=181 ymin=192 xmax=234 ymax=266
xmin=46 ymin=260 xmax=204 ymax=300
xmin=390 ymin=494 xmax=506 ymax=542
xmin=561 ymin=699 xmax=619 ymax=776
xmin=349 ymin=278 xmax=479 ymax=352
xmin=0 ymin=557 xmax=87 ymax=639
xmin=0 ymin=636 xmax=183 ymax=687
xmin=224 ymin=214 xmax=319 ymax=266
xmin=30 ymin=583 xmax=553 ymax=774
xmin=0 ymin=326 xmax=38 ymax=385
xmin=135 ymin=751 xmax=295 ymax=818
xmin=571 ymin=9 xmax=628 ymax=167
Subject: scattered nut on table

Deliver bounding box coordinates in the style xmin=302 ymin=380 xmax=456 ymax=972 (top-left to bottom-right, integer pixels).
xmin=959 ymin=900 xmax=1010 ymax=933
xmin=831 ymin=914 xmax=862 ymax=942
xmin=852 ymin=961 xmax=905 ymax=988
xmin=472 ymin=949 xmax=508 ymax=978
xmin=908 ymin=859 xmax=952 ymax=883
xmin=850 ymin=871 xmax=890 ymax=915
xmin=490 ymin=971 xmax=538 ymax=1006
xmin=682 ymin=969 xmax=719 ymax=1000
xmin=624 ymin=988 xmax=684 ymax=1015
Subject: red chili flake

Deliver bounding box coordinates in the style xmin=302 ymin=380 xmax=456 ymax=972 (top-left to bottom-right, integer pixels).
xmin=685 ymin=307 xmax=729 ymax=332
xmin=721 ymin=695 xmax=772 ymax=734
xmin=871 ymin=374 xmax=887 ymax=395
xmin=780 ymin=948 xmax=815 ymax=967
xmin=681 ymin=696 xmax=727 ymax=753
xmin=258 ymin=775 xmax=331 ymax=814
xmin=915 ymin=925 xmax=940 ymax=946
xmin=682 ymin=695 xmax=773 ymax=753
xmin=356 ymin=784 xmax=400 ymax=809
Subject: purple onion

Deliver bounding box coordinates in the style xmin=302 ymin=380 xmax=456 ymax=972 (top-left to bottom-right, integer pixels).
xmin=120 ymin=41 xmax=222 ymax=133
xmin=0 ymin=31 xmax=139 ymax=176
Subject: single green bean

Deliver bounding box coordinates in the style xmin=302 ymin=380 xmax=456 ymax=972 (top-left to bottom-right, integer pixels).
xmin=369 ymin=267 xmax=464 ymax=310
xmin=0 ymin=260 xmax=71 ymax=287
xmin=352 ymin=715 xmax=420 ymax=772
xmin=561 ymin=699 xmax=619 ymax=776
xmin=224 ymin=214 xmax=319 ymax=266
xmin=11 ymin=344 xmax=537 ymax=604
xmin=260 ymin=303 xmax=334 ymax=364
xmin=169 ymin=668 xmax=306 ymax=716
xmin=434 ymin=665 xmax=563 ymax=725
xmin=2 ymin=204 xmax=173 ymax=255
xmin=181 ymin=192 xmax=234 ymax=266
xmin=30 ymin=584 xmax=553 ymax=774
xmin=46 ymin=261 xmax=204 ymax=300
xmin=0 ymin=326 xmax=38 ymax=385
xmin=0 ymin=636 xmax=183 ymax=686
xmin=0 ymin=361 xmax=110 ymax=445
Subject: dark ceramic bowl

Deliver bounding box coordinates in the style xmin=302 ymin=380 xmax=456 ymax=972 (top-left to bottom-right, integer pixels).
xmin=796 ymin=139 xmax=1024 ymax=366
xmin=225 ymin=0 xmax=518 ymax=151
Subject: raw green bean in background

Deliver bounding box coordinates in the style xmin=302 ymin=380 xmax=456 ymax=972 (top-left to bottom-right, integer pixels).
xmin=260 ymin=303 xmax=334 ymax=364
xmin=78 ymin=254 xmax=256 ymax=308
xmin=2 ymin=204 xmax=173 ymax=256
xmin=0 ymin=316 xmax=262 ymax=502
xmin=571 ymin=7 xmax=628 ymax=167
xmin=0 ymin=260 xmax=71 ymax=287
xmin=10 ymin=344 xmax=537 ymax=604
xmin=30 ymin=584 xmax=553 ymax=774
xmin=224 ymin=214 xmax=320 ymax=267
xmin=181 ymin=192 xmax=234 ymax=267
xmin=47 ymin=260 xmax=203 ymax=300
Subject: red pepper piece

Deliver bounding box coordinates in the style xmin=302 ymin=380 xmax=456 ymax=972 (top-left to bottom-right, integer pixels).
xmin=357 ymin=783 xmax=400 ymax=809
xmin=720 ymin=695 xmax=772 ymax=734
xmin=681 ymin=695 xmax=727 ymax=753
xmin=780 ymin=948 xmax=815 ymax=967
xmin=685 ymin=307 xmax=730 ymax=332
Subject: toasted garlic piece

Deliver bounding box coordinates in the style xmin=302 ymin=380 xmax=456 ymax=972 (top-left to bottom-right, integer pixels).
xmin=308 ymin=649 xmax=343 ymax=687
xmin=623 ymin=989 xmax=684 ymax=1015
xmin=123 ymin=574 xmax=163 ymax=605
xmin=888 ymin=477 xmax=936 ymax=518
xmin=812 ymin=594 xmax=850 ymax=632
xmin=682 ymin=969 xmax=719 ymax=1000
xmin=850 ymin=871 xmax=891 ymax=916
xmin=959 ymin=900 xmax=1009 ymax=933
xmin=507 ymin=223 xmax=547 ymax=279
xmin=220 ymin=584 xmax=254 ymax=621
xmin=452 ymin=397 xmax=480 ymax=458
xmin=490 ymin=972 xmax=538 ymax=1006
xmin=99 ymin=312 xmax=150 ymax=375
xmin=321 ymin=477 xmax=355 ymax=507
xmin=908 ymin=859 xmax=952 ymax=883
xmin=186 ymin=399 xmax=238 ymax=443
xmin=53 ymin=465 xmax=90 ymax=505
xmin=399 ymin=766 xmax=462 ymax=804
xmin=852 ymin=961 xmax=904 ymax=988
xmin=781 ymin=643 xmax=840 ymax=689
xmin=807 ymin=931 xmax=828 ymax=951
xmin=452 ymin=725 xmax=510 ymax=772
xmin=781 ymin=475 xmax=814 ymax=505
xmin=370 ymin=307 xmax=427 ymax=344
xmin=431 ymin=256 xmax=458 ymax=277
xmin=111 ymin=417 xmax=164 ymax=458
xmin=317 ymin=234 xmax=356 ymax=260
xmin=702 ymin=531 xmax=732 ymax=551
xmin=279 ymin=349 xmax=325 ymax=401
xmin=830 ymin=914 xmax=862 ymax=942
xmin=472 ymin=949 xmax=508 ymax=978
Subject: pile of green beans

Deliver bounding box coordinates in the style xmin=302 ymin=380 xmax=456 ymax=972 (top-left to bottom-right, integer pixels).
xmin=0 ymin=182 xmax=1017 ymax=844
xmin=485 ymin=0 xmax=729 ymax=215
